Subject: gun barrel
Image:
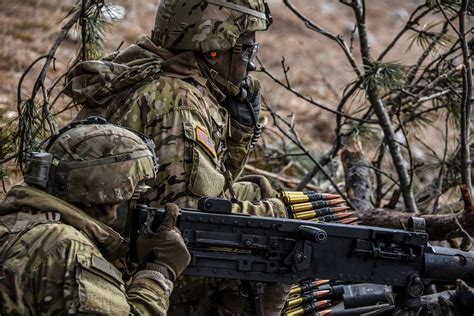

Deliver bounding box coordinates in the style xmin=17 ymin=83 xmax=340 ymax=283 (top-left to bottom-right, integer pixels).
xmin=424 ymin=246 xmax=474 ymax=284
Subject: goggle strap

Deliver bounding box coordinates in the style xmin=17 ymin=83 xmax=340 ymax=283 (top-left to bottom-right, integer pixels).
xmin=204 ymin=0 xmax=269 ymax=21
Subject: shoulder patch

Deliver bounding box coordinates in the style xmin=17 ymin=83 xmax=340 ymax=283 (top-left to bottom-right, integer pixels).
xmin=196 ymin=126 xmax=217 ymax=158
xmin=90 ymin=255 xmax=123 ymax=285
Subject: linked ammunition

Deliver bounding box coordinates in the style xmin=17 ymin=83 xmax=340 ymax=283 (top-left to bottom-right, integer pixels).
xmin=291 ymin=206 xmax=350 ymax=220
xmin=289 ymin=284 xmax=332 ymax=299
xmin=338 ymin=217 xmax=359 ymax=225
xmin=284 ymin=300 xmax=332 ymax=316
xmin=286 ymin=290 xmax=331 ymax=308
xmin=311 ymin=212 xmax=355 ymax=223
xmin=289 ymin=279 xmax=330 ymax=296
xmin=280 ymin=191 xmax=341 ymax=204
xmin=288 ymin=199 xmax=346 ymax=213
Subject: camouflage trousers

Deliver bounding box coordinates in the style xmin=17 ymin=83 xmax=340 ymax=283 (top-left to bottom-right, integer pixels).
xmin=168 ymin=179 xmax=291 ymax=316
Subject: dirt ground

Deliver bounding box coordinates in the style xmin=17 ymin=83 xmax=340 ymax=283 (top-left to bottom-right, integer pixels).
xmin=1 ymin=0 xmax=443 ymax=192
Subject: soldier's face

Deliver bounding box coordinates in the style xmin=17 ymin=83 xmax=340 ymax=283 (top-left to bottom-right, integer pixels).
xmin=84 ymin=204 xmax=120 ymax=229
xmin=205 ymin=32 xmax=258 ymax=93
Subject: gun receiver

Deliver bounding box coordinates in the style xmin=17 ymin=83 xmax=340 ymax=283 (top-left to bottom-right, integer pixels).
xmin=146 ymin=197 xmax=474 ymax=299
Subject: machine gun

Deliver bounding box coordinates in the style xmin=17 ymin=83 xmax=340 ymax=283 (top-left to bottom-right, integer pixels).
xmin=134 ymin=197 xmax=474 ymax=315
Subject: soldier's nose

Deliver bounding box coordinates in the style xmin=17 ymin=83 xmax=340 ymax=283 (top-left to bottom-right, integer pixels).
xmin=247 ymin=61 xmax=257 ymax=71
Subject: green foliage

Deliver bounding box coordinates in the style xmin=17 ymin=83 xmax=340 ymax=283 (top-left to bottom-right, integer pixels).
xmin=426 ymin=0 xmax=462 ymax=15
xmin=362 ymin=62 xmax=405 ymax=95
xmin=433 ymin=62 xmax=463 ymax=128
xmin=407 ymin=22 xmax=454 ymax=53
xmin=343 ymin=121 xmax=382 ymax=149
xmin=14 ymin=0 xmax=113 ymax=172
xmin=395 ymin=104 xmax=439 ymax=135
xmin=72 ymin=0 xmax=112 ymax=60
xmin=0 ymin=112 xmax=17 ymax=182
xmin=15 ymin=100 xmax=52 ymax=167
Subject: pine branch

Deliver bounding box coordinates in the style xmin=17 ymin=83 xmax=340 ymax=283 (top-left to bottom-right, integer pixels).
xmin=14 ymin=0 xmax=109 ymax=170
xmin=458 ymin=0 xmax=473 ymax=189
xmin=351 ymin=0 xmax=418 ymax=212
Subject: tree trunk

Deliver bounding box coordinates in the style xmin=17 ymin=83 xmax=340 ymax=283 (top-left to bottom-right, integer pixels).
xmin=358 ymin=208 xmax=474 ymax=241
xmin=352 ymin=0 xmax=418 ymax=212
xmin=341 ymin=136 xmax=373 ymax=211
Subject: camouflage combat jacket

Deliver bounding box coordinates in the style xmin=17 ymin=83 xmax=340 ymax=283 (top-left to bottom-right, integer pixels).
xmin=0 ymin=185 xmax=171 ymax=315
xmin=66 ymin=35 xmax=286 ymax=217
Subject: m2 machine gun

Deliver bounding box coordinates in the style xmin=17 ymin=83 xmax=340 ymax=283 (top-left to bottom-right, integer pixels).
xmin=137 ymin=198 xmax=474 ymax=315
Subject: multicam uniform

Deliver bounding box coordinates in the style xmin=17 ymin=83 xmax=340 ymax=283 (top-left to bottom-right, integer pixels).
xmin=67 ymin=35 xmax=288 ymax=316
xmin=65 ymin=0 xmax=289 ymax=314
xmin=68 ymin=36 xmax=286 ymax=217
xmin=0 ymin=186 xmax=171 ymax=315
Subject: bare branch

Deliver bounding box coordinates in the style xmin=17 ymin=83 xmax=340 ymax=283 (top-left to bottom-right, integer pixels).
xmin=458 ymin=0 xmax=473 ymax=189
xmin=351 ymin=0 xmax=418 ymax=212
xmin=378 ymin=5 xmax=433 ymax=61
xmin=411 ymin=65 xmax=463 ymax=104
xmin=257 ymin=58 xmax=375 ymax=124
xmin=263 ymin=100 xmax=358 ymax=210
xmin=282 ymin=0 xmax=362 ymax=78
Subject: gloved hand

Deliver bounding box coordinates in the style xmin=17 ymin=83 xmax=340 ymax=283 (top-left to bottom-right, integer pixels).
xmin=280 ymin=191 xmax=355 ymax=224
xmin=223 ymin=75 xmax=261 ymax=128
xmin=136 ymin=203 xmax=191 ymax=281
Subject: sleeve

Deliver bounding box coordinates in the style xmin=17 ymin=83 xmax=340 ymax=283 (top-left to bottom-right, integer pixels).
xmin=114 ymin=78 xmax=228 ymax=209
xmin=229 ymin=175 xmax=288 ymax=218
xmin=224 ymin=119 xmax=255 ymax=181
xmin=81 ymin=76 xmax=284 ymax=219
xmin=26 ymin=238 xmax=171 ymax=316
xmin=231 ymin=197 xmax=288 ymax=218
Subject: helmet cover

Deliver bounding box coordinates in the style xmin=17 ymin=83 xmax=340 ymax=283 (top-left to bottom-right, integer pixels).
xmin=152 ymin=0 xmax=272 ymax=52
xmin=44 ymin=123 xmax=157 ymax=206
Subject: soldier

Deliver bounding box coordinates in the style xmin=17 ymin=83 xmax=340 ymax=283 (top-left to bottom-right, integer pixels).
xmin=0 ymin=118 xmax=190 ymax=315
xmin=65 ymin=0 xmax=292 ymax=314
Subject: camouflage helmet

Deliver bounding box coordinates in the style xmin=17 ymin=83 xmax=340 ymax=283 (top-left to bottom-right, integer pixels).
xmin=24 ymin=117 xmax=158 ymax=206
xmin=152 ymin=0 xmax=273 ymax=52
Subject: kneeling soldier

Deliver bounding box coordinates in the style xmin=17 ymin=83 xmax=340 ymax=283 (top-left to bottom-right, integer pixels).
xmin=0 ymin=117 xmax=190 ymax=315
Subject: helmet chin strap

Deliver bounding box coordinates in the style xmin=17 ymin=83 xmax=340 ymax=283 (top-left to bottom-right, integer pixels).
xmin=226 ymin=42 xmax=244 ymax=97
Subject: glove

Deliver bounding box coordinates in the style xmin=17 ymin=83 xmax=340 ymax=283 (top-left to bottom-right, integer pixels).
xmin=136 ymin=203 xmax=191 ymax=281
xmin=279 ymin=191 xmax=355 ymax=224
xmin=223 ymin=75 xmax=261 ymax=128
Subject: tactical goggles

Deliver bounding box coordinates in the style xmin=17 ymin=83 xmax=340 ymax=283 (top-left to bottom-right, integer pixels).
xmin=241 ymin=43 xmax=260 ymax=63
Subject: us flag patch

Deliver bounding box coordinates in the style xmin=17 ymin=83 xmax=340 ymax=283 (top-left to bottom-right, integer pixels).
xmin=196 ymin=126 xmax=217 ymax=158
